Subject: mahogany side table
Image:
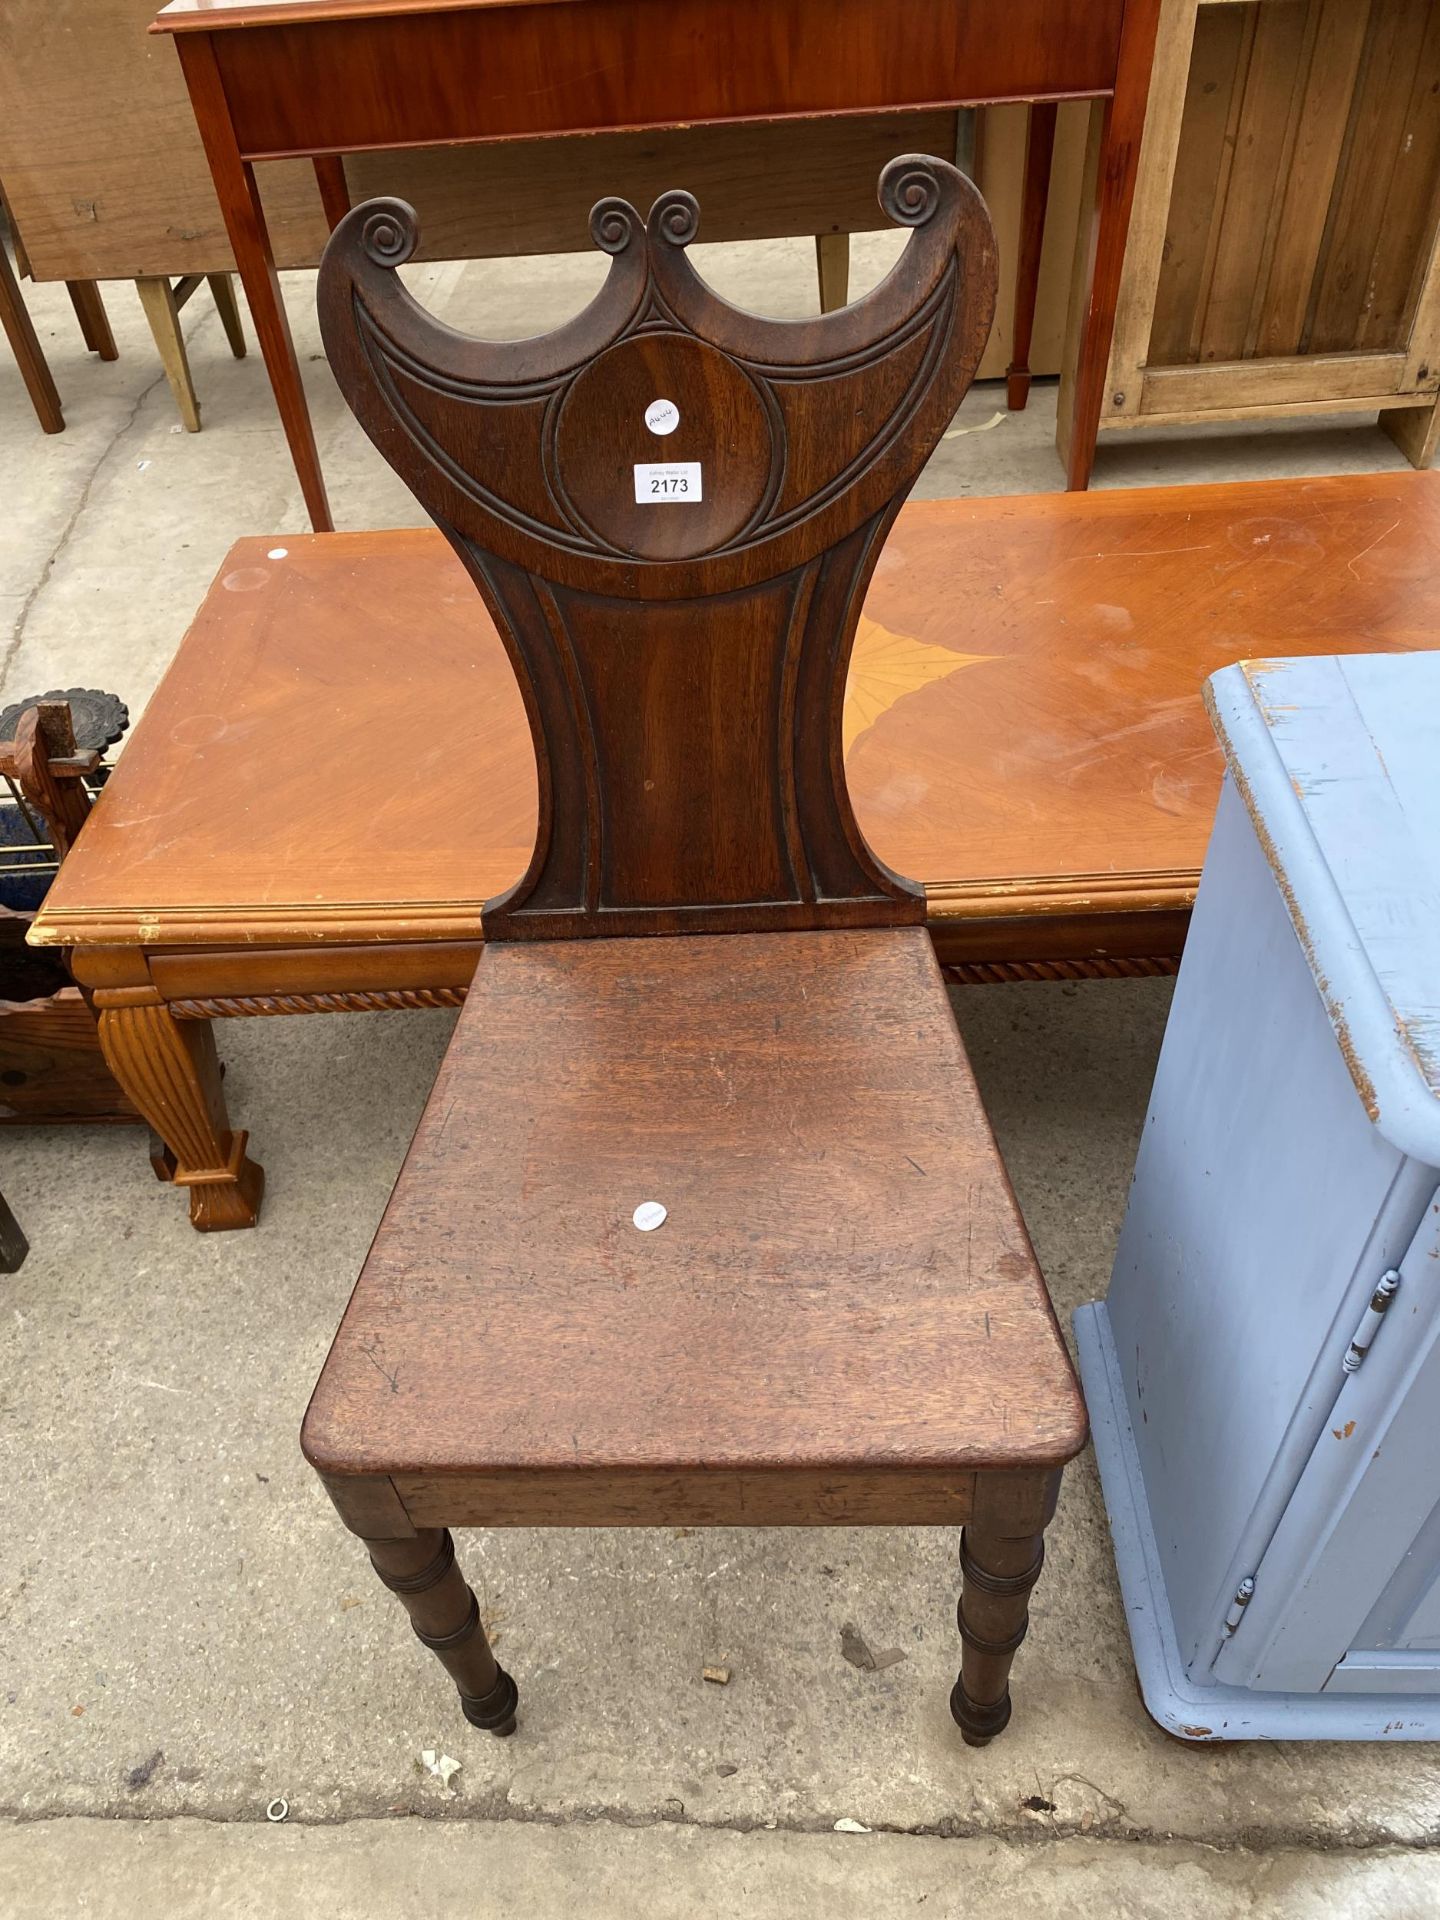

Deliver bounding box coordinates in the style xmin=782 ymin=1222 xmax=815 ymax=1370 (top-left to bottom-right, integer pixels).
xmin=149 ymin=0 xmax=1162 ymax=528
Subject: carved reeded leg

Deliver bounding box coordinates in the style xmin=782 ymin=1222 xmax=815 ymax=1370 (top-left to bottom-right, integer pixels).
xmin=367 ymin=1530 xmax=518 ymax=1737
xmin=950 ymin=1526 xmax=1046 ymax=1745
xmin=96 ymin=1002 xmax=264 ymax=1231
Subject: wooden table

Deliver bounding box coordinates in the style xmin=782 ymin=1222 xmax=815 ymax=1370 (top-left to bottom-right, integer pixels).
xmin=0 ymin=2 xmax=1015 ymax=423
xmin=150 ymin=0 xmax=1162 ymax=528
xmin=31 ymin=467 xmax=1440 ymax=1227
xmin=0 ymin=2 xmax=1088 ymax=437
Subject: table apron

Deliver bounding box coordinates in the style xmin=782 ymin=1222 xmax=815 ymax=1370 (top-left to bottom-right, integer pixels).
xmin=64 ymin=893 xmax=1195 ymax=1010
xmin=208 ymin=0 xmax=1124 ymax=158
xmin=393 ymin=1465 xmax=985 ymax=1528
xmin=144 ymin=939 xmax=483 ymax=1002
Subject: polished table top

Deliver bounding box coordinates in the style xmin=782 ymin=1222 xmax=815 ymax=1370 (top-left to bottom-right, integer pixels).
xmin=35 ymin=470 xmax=1440 ymax=953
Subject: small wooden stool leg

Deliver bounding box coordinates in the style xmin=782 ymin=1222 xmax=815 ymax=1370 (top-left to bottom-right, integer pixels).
xmin=367 ymin=1529 xmax=518 ymax=1736
xmin=814 ymin=232 xmax=850 ymax=313
xmin=950 ymin=1524 xmax=1048 ymax=1746
xmin=207 ymin=274 xmax=247 ymax=359
xmin=136 ymin=277 xmax=202 ymax=432
xmin=96 ymin=1001 xmax=263 ymax=1231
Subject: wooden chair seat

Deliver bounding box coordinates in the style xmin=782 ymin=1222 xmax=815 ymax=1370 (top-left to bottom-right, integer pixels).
xmin=303 ymin=927 xmax=1084 ymax=1512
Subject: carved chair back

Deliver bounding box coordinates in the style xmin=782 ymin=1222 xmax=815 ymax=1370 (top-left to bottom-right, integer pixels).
xmin=319 ymin=157 xmax=996 ymax=941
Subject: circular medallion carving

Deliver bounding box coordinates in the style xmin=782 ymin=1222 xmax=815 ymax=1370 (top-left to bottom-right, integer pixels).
xmin=553 ymin=334 xmax=772 ymax=561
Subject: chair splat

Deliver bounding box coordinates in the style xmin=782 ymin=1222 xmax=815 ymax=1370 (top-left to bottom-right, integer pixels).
xmin=319 ymin=156 xmax=996 ymax=940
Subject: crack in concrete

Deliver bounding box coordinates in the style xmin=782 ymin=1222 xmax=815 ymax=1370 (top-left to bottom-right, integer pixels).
xmin=1 ymin=361 xmax=174 ymax=699
xmin=0 ymin=1799 xmax=1436 ymax=1856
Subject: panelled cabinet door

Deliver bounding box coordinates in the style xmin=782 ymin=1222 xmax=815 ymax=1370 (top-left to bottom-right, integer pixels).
xmin=1329 ymin=1563 xmax=1440 ymax=1697
xmin=1212 ymin=1187 xmax=1440 ymax=1695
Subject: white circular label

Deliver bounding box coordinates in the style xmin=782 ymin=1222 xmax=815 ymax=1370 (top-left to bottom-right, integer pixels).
xmin=644 ymin=399 xmax=679 ymax=437
xmin=632 ymin=1200 xmax=668 ymax=1232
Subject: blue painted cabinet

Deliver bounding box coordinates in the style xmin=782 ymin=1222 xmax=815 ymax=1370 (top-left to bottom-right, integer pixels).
xmin=1076 ymin=652 xmax=1440 ymax=1739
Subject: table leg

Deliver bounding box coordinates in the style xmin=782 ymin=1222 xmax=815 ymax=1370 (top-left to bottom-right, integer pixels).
xmin=174 ymin=33 xmax=333 ymax=531
xmin=96 ymin=999 xmax=263 ymax=1231
xmin=1006 ymin=102 xmax=1057 ymax=413
xmin=314 ymin=156 xmax=352 ymax=233
xmin=1059 ymin=0 xmax=1162 ymax=490
xmin=1 ymin=231 xmax=63 ymax=433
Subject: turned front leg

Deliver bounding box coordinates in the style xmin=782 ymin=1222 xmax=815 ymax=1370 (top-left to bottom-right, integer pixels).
xmin=950 ymin=1528 xmax=1046 ymax=1744
xmin=950 ymin=1470 xmax=1062 ymax=1746
xmin=367 ymin=1529 xmax=518 ymax=1736
xmin=96 ymin=999 xmax=263 ymax=1231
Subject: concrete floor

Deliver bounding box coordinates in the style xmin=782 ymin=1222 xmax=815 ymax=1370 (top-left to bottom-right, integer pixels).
xmin=3 ymin=235 xmax=1438 ymax=1916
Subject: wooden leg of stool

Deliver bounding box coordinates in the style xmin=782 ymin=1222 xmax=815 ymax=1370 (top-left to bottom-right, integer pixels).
xmin=136 ymin=277 xmax=201 ymax=432
xmin=814 ymin=232 xmax=850 ymax=314
xmin=951 ymin=1527 xmax=1045 ymax=1744
xmin=96 ymin=1001 xmax=263 ymax=1231
xmin=367 ymin=1529 xmax=518 ymax=1736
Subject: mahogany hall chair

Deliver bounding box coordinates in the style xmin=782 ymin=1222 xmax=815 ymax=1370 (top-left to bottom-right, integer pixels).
xmin=301 ymin=158 xmax=1086 ymax=1746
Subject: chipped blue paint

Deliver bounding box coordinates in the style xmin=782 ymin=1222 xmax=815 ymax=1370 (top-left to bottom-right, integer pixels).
xmin=1206 ymin=652 xmax=1440 ymax=1164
